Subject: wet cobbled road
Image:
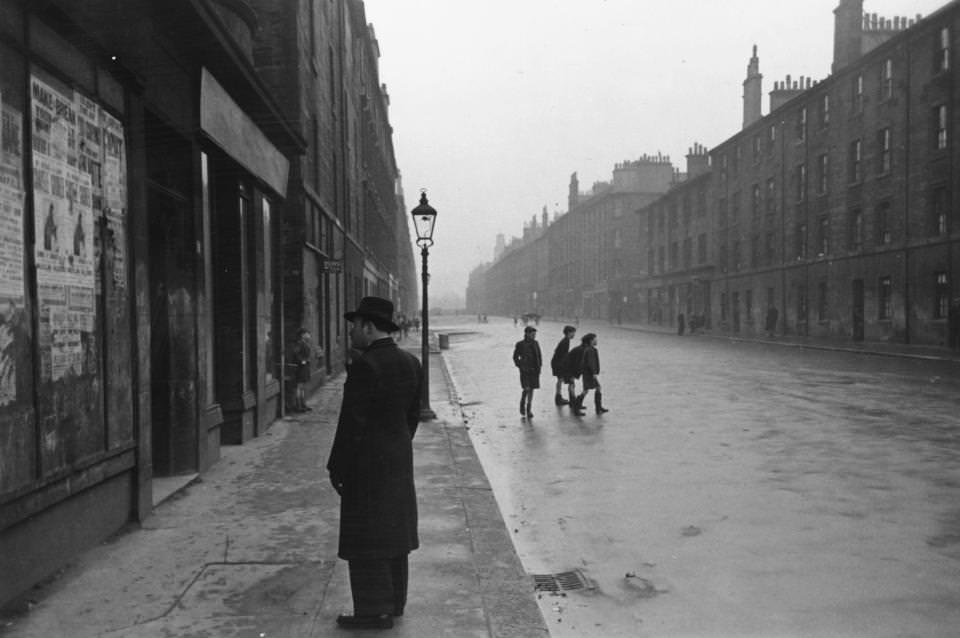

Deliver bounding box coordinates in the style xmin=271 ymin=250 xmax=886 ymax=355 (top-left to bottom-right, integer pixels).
xmin=437 ymin=317 xmax=960 ymax=638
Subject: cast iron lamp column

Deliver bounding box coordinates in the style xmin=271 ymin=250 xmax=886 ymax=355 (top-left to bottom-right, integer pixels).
xmin=411 ymin=191 xmax=437 ymax=421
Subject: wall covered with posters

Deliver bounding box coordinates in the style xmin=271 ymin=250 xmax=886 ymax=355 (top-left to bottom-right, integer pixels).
xmin=0 ymin=8 xmax=137 ymax=603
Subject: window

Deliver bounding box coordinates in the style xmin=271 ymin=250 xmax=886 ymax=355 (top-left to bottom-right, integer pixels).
xmin=848 ymin=139 xmax=862 ymax=183
xmin=745 ymin=289 xmax=754 ymax=321
xmin=797 ymin=284 xmax=808 ymax=321
xmin=697 ymin=233 xmax=707 ymax=264
xmin=732 ymin=239 xmax=742 ymax=271
xmin=878 ymin=128 xmax=891 ymax=173
xmin=818 ymin=281 xmax=828 ymax=321
xmin=796 ymin=107 xmax=807 ymax=141
xmin=852 ymin=73 xmax=864 ymax=113
xmin=670 ymin=242 xmax=678 ymax=270
xmin=766 ymin=178 xmax=776 ymax=216
xmin=765 ymin=232 xmax=775 ymax=265
xmin=751 ymin=184 xmax=761 ymax=219
xmin=876 ymin=202 xmax=891 ymax=244
xmin=732 ymin=190 xmax=741 ymax=219
xmin=768 ymin=124 xmax=776 ymax=154
xmin=936 ymin=26 xmax=950 ymax=73
xmin=880 ymin=58 xmax=893 ymax=100
xmin=752 ymin=134 xmax=761 ymax=163
xmin=817 ymin=216 xmax=830 ymax=255
xmin=720 ymin=291 xmax=728 ymax=321
xmin=648 ymin=249 xmax=655 ymax=274
xmin=931 ymin=186 xmax=948 ymax=236
xmin=820 ymin=94 xmax=830 ymax=127
xmin=683 ymin=237 xmax=692 ymax=268
xmin=718 ymin=243 xmax=728 ymax=272
xmin=849 ymin=208 xmax=863 ymax=250
xmin=614 ymin=228 xmax=622 ymax=248
xmin=796 ymin=163 xmax=806 ymax=201
xmin=935 ymin=272 xmax=949 ymax=319
xmin=718 ymin=197 xmax=728 ymax=226
xmin=935 ymin=104 xmax=948 ymax=150
xmin=732 ymin=144 xmax=741 ymax=175
xmin=817 ymin=153 xmax=829 ymax=194
xmin=796 ymin=223 xmax=807 ymax=259
xmin=878 ymin=276 xmax=892 ymax=319
xmin=750 ymin=235 xmax=760 ymax=268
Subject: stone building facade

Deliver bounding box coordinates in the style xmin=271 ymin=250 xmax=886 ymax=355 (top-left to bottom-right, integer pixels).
xmin=0 ymin=0 xmax=414 ymax=607
xmin=470 ymin=0 xmax=960 ymax=350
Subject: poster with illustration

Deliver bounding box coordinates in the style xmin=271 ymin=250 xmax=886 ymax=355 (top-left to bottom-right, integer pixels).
xmin=0 ymin=93 xmax=25 ymax=405
xmin=31 ymin=74 xmax=95 ymax=381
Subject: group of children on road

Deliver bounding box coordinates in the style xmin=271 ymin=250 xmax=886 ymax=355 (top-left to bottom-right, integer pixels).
xmin=512 ymin=324 xmax=608 ymax=420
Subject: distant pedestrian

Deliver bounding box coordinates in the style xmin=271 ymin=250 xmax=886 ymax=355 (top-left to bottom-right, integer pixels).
xmin=677 ymin=312 xmax=685 ymax=336
xmin=573 ymin=333 xmax=608 ymax=415
xmin=512 ymin=325 xmax=542 ymax=419
xmin=550 ymin=325 xmax=577 ymax=407
xmin=327 ymin=296 xmax=422 ymax=630
xmin=765 ymin=304 xmax=779 ymax=338
xmin=291 ymin=328 xmax=313 ymax=412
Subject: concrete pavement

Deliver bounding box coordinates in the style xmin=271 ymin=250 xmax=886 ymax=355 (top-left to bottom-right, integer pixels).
xmin=0 ymin=341 xmax=549 ymax=638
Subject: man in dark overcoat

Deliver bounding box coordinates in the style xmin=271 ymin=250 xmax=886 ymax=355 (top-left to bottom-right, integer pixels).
xmin=327 ymin=296 xmax=422 ymax=630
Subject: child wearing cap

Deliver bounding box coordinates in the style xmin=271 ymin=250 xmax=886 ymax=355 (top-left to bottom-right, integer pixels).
xmin=512 ymin=325 xmax=542 ymax=419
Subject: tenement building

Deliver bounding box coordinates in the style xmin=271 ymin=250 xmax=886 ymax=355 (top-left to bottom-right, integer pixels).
xmin=0 ymin=0 xmax=415 ymax=607
xmin=645 ymin=0 xmax=958 ymax=346
xmin=471 ymin=0 xmax=959 ymax=350
xmin=476 ymin=156 xmax=675 ymax=321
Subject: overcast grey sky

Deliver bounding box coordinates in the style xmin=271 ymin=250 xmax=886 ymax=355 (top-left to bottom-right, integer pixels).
xmin=362 ymin=0 xmax=949 ymax=301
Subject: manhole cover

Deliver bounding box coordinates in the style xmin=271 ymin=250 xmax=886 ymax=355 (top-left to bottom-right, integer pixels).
xmin=532 ymin=570 xmax=592 ymax=592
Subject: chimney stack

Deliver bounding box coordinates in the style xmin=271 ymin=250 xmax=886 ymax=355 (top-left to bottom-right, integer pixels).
xmin=833 ymin=0 xmax=864 ymax=72
xmin=742 ymin=45 xmax=763 ymax=129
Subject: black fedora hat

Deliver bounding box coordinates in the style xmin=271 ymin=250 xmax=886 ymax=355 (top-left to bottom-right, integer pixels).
xmin=344 ymin=296 xmax=400 ymax=332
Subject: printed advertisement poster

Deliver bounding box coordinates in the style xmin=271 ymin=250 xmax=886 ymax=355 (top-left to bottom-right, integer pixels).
xmin=0 ymin=94 xmax=25 ymax=406
xmin=32 ymin=75 xmax=95 ymax=381
xmin=101 ymin=108 xmax=126 ymax=288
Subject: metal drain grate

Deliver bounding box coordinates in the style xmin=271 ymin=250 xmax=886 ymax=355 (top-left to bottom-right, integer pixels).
xmin=532 ymin=570 xmax=591 ymax=592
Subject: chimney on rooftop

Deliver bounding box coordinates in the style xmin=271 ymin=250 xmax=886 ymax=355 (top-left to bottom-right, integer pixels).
xmin=742 ymin=44 xmax=763 ymax=129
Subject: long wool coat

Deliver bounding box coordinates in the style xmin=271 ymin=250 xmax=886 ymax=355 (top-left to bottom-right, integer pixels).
xmin=327 ymin=337 xmax=422 ymax=560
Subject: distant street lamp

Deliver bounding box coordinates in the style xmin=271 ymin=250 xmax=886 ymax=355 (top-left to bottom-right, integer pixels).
xmin=411 ymin=190 xmax=437 ymax=420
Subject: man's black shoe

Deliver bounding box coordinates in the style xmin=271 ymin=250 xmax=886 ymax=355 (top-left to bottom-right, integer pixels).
xmin=336 ymin=614 xmax=394 ymax=629
xmin=554 ymin=394 xmax=569 ymax=406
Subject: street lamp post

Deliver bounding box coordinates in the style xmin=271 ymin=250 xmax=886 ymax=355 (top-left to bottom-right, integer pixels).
xmin=411 ymin=191 xmax=437 ymax=421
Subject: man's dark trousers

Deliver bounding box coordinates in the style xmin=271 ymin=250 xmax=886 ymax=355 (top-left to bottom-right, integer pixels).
xmin=348 ymin=555 xmax=408 ymax=616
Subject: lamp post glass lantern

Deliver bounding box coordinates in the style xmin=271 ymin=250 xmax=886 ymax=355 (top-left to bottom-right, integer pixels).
xmin=411 ymin=191 xmax=437 ymax=420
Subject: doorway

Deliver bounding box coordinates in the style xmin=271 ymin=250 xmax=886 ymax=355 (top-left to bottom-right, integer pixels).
xmin=148 ymin=184 xmax=198 ymax=476
xmin=852 ymin=279 xmax=865 ymax=342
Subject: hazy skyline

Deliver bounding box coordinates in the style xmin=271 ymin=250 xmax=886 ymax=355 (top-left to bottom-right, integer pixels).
xmin=363 ymin=0 xmax=950 ymax=301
